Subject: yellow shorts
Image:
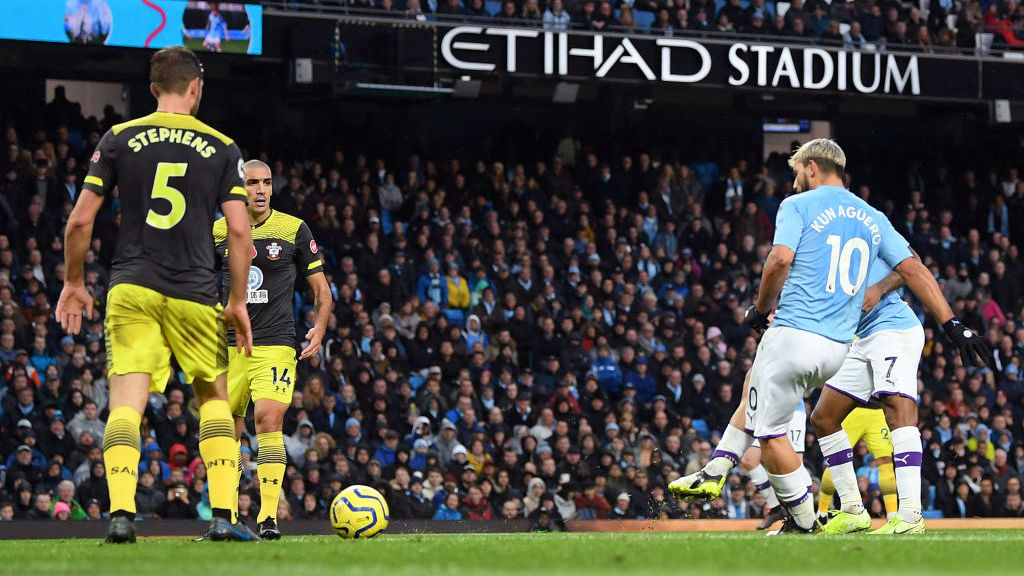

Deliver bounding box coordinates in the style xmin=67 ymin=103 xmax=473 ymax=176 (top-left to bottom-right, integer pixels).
xmin=105 ymin=283 xmax=227 ymax=393
xmin=227 ymin=345 xmax=297 ymax=418
xmin=841 ymin=407 xmax=892 ymax=458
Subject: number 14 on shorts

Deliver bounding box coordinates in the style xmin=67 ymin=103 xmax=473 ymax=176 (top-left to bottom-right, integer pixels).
xmin=271 ymin=367 xmax=292 ymax=394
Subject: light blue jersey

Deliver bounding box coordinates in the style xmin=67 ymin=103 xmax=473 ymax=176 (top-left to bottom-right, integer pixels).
xmin=772 ymin=185 xmax=912 ymax=343
xmin=856 ymin=259 xmax=922 ymax=338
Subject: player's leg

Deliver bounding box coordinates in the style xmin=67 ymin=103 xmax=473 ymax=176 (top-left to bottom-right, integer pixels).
xmin=810 ymin=387 xmax=873 ymax=533
xmin=101 ymin=284 xmax=175 ymax=543
xmin=165 ymin=297 xmax=259 ymax=541
xmin=818 ymin=466 xmax=835 ymax=518
xmin=854 ymin=408 xmax=897 ymax=520
xmin=253 ymin=398 xmax=288 ymax=538
xmin=757 ymin=328 xmax=848 ymax=533
xmin=248 ymin=345 xmax=295 ymax=539
xmin=742 ymin=446 xmax=786 ymax=529
xmin=669 ymin=371 xmax=755 ymax=500
xmin=228 ymin=348 xmax=253 ymax=524
xmin=810 ymin=341 xmax=873 ymax=535
xmin=869 ymin=326 xmax=926 ymax=533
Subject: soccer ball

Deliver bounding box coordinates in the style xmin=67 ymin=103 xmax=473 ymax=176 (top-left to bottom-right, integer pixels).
xmin=330 ymin=485 xmax=390 ymax=539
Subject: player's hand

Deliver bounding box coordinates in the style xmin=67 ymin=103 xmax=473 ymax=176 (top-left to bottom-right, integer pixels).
xmin=299 ymin=325 xmax=325 ymax=360
xmin=942 ymin=318 xmax=990 ymax=368
xmin=224 ymin=299 xmax=253 ymax=357
xmin=55 ymin=283 xmax=94 ymax=335
xmin=861 ymin=285 xmax=883 ymax=312
xmin=745 ymin=305 xmax=771 ymax=333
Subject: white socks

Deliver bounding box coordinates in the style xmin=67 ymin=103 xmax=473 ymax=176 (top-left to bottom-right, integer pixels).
xmin=706 ymin=425 xmax=754 ymax=477
xmin=748 ymin=464 xmax=781 ymax=509
xmin=818 ymin=430 xmax=864 ymax=515
xmin=768 ymin=467 xmax=816 ymax=529
xmin=891 ymin=426 xmax=923 ymax=524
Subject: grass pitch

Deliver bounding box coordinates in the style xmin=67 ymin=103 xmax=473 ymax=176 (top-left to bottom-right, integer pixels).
xmin=1 ymin=531 xmax=1022 ymax=576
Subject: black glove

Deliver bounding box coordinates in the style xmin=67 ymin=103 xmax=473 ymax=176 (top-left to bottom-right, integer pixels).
xmin=942 ymin=318 xmax=990 ymax=368
xmin=745 ymin=305 xmax=771 ymax=333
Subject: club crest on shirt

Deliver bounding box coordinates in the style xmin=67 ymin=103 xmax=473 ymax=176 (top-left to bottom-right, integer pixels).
xmin=250 ymin=245 xmax=257 ymax=260
xmin=310 ymin=240 xmax=318 ymax=254
xmin=90 ymin=150 xmax=101 ymax=163
xmin=267 ymin=242 xmax=282 ymax=260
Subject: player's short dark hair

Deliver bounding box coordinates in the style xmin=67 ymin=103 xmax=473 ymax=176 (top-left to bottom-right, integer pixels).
xmin=150 ymin=46 xmax=204 ymax=96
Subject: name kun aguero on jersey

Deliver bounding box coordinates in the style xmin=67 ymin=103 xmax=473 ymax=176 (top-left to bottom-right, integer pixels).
xmin=441 ymin=27 xmax=921 ymax=96
xmin=127 ymin=127 xmax=219 ymax=158
xmin=808 ymin=203 xmax=884 ymax=245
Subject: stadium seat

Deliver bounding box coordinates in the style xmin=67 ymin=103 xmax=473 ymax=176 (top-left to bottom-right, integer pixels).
xmin=927 ymin=485 xmax=936 ymax=510
xmin=839 ymin=22 xmax=851 ymax=36
xmin=976 ymin=33 xmax=994 ymax=55
xmin=634 ymin=10 xmax=656 ymax=29
xmin=776 ymin=2 xmax=791 ymax=18
xmin=1004 ymin=51 xmax=1024 ymax=60
xmin=485 ymin=0 xmax=500 ymax=16
xmin=922 ymin=509 xmax=945 ymax=519
xmin=691 ymin=419 xmax=710 ymax=440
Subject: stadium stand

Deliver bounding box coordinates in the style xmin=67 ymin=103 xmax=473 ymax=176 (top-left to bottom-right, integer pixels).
xmin=1 ymin=79 xmax=1023 ymax=525
xmin=263 ymin=0 xmax=1024 ymax=54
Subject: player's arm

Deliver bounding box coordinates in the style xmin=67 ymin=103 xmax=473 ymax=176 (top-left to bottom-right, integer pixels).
xmin=748 ymin=198 xmax=800 ymax=331
xmin=57 ymin=190 xmax=103 ymax=334
xmin=222 ymin=200 xmax=252 ymax=356
xmin=883 ymin=225 xmax=989 ymax=367
xmin=755 ymin=245 xmax=794 ymax=315
xmin=295 ymin=223 xmax=333 ymax=360
xmin=861 ymin=247 xmax=922 ymax=312
xmin=219 ymin=147 xmax=252 ymax=355
xmin=57 ymin=131 xmax=116 ymax=334
xmin=300 ymin=271 xmax=333 ymax=360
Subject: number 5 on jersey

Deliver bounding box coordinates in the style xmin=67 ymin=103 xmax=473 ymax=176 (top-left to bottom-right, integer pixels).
xmin=147 ymin=162 xmax=187 ymax=230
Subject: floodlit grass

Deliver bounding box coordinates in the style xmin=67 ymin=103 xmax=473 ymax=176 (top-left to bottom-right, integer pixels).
xmin=1 ymin=530 xmax=1023 ymax=576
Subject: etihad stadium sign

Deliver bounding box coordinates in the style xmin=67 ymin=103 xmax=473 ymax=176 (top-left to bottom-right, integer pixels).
xmin=439 ymin=26 xmax=958 ymax=97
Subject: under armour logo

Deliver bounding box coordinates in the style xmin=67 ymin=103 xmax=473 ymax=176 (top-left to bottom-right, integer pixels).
xmin=261 ymin=477 xmax=280 ymax=485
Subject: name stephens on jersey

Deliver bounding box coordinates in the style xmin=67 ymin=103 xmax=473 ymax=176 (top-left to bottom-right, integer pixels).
xmin=127 ymin=127 xmax=220 ymax=158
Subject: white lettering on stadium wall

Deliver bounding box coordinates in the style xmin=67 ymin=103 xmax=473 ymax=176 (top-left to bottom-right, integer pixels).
xmin=440 ymin=28 xmax=921 ymax=96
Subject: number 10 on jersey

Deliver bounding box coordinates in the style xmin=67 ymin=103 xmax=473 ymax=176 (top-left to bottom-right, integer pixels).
xmin=825 ymin=234 xmax=870 ymax=295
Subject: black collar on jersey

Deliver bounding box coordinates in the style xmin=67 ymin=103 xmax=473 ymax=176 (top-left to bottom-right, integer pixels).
xmin=252 ymin=209 xmax=273 ymax=230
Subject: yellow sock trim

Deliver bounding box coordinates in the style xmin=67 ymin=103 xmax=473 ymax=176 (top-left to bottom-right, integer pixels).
xmin=103 ymin=407 xmax=142 ymax=515
xmin=819 ymin=467 xmax=835 ymax=515
xmin=198 ymin=400 xmax=237 ymax=513
xmin=256 ymin=431 xmax=287 ymax=523
xmin=879 ymin=462 xmax=898 ymax=517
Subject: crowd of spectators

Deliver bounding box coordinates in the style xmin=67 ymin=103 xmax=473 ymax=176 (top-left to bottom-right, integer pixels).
xmin=2 ymin=86 xmax=1024 ymax=528
xmin=271 ymin=0 xmax=1024 ymax=53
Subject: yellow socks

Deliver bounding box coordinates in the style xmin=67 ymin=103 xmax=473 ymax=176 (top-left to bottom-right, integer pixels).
xmin=879 ymin=461 xmax=898 ymax=519
xmin=818 ymin=467 xmax=835 ymax=515
xmin=199 ymin=400 xmax=238 ymax=520
xmin=103 ymin=406 xmax=143 ymax=518
xmin=256 ymin=431 xmax=287 ymax=523
xmin=231 ymin=439 xmax=242 ymax=522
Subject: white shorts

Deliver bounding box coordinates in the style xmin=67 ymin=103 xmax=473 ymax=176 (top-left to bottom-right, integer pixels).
xmin=825 ymin=326 xmax=925 ymax=403
xmin=746 ymin=326 xmax=849 ymax=440
xmin=752 ymin=409 xmax=806 ymax=452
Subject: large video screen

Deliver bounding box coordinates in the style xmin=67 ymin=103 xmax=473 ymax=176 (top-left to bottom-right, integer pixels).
xmin=0 ymin=0 xmax=262 ymax=55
